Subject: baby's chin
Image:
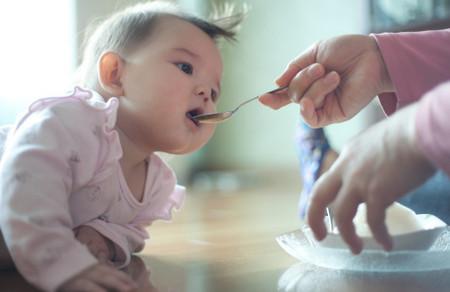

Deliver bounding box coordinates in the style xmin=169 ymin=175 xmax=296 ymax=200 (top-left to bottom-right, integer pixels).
xmin=166 ymin=139 xmax=208 ymax=155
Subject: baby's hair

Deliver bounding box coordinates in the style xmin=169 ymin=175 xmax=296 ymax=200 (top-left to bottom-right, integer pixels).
xmin=76 ymin=0 xmax=245 ymax=88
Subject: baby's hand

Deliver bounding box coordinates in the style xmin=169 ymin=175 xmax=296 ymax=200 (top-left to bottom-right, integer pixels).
xmin=74 ymin=225 xmax=115 ymax=265
xmin=57 ymin=263 xmax=137 ymax=292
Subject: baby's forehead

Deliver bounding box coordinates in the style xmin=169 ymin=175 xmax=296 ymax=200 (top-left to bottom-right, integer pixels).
xmin=144 ymin=15 xmax=222 ymax=59
xmin=132 ymin=15 xmax=223 ymax=78
xmin=150 ymin=15 xmax=215 ymax=42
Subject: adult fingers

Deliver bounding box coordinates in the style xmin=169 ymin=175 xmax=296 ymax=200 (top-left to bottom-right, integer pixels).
xmin=288 ymin=63 xmax=326 ymax=103
xmin=259 ymin=63 xmax=325 ymax=110
xmin=298 ymin=98 xmax=319 ymax=127
xmin=275 ymin=44 xmax=318 ymax=87
xmin=258 ymin=92 xmax=291 ymax=110
xmin=298 ymin=71 xmax=340 ymax=107
xmin=301 ymin=92 xmax=346 ymax=128
xmin=333 ymin=187 xmax=363 ymax=254
xmin=307 ymin=171 xmax=341 ymax=241
xmin=366 ymin=201 xmax=393 ymax=251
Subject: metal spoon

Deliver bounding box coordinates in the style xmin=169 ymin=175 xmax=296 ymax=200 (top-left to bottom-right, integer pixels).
xmin=326 ymin=207 xmax=335 ymax=233
xmin=192 ymin=86 xmax=288 ymax=124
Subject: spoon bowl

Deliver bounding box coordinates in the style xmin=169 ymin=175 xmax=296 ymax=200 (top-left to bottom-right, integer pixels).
xmin=193 ymin=111 xmax=234 ymax=124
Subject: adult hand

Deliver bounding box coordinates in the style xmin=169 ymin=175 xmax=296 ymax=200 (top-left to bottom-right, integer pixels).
xmin=74 ymin=225 xmax=115 ymax=265
xmin=307 ymin=103 xmax=436 ymax=253
xmin=259 ymin=35 xmax=393 ymax=128
xmin=57 ymin=263 xmax=137 ymax=292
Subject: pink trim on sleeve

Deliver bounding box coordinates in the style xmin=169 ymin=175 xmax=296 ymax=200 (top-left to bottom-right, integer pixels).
xmin=158 ymin=184 xmax=185 ymax=220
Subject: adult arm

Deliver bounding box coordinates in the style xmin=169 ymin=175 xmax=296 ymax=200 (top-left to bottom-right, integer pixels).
xmin=415 ymin=81 xmax=450 ymax=177
xmin=374 ymin=29 xmax=450 ymax=114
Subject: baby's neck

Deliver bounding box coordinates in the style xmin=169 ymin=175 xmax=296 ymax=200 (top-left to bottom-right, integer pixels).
xmin=116 ymin=128 xmax=150 ymax=169
xmin=115 ymin=127 xmax=149 ymax=203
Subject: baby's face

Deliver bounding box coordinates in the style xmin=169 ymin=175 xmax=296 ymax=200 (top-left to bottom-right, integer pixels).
xmin=117 ymin=15 xmax=222 ymax=154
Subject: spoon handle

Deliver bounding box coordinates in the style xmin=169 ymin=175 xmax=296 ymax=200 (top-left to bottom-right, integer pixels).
xmin=267 ymin=85 xmax=288 ymax=94
xmin=233 ymin=86 xmax=288 ymax=112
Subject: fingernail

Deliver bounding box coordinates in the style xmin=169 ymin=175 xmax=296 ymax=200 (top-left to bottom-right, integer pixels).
xmin=308 ymin=63 xmax=322 ymax=77
xmin=352 ymin=242 xmax=363 ymax=255
xmin=314 ymin=225 xmax=327 ymax=241
xmin=324 ymin=71 xmax=338 ymax=84
xmin=384 ymin=238 xmax=393 ymax=251
xmin=299 ymin=99 xmax=308 ymax=114
xmin=291 ymin=93 xmax=300 ymax=103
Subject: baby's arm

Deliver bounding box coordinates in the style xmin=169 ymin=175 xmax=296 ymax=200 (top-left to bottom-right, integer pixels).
xmin=0 ymin=114 xmax=98 ymax=290
xmin=81 ymin=219 xmax=150 ymax=268
xmin=0 ymin=101 xmax=129 ymax=291
xmin=74 ymin=225 xmax=116 ymax=265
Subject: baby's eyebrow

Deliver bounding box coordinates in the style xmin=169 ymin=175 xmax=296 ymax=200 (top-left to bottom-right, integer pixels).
xmin=172 ymin=47 xmax=199 ymax=59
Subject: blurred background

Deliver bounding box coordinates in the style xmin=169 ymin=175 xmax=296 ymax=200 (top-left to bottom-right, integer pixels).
xmin=1 ymin=0 xmax=449 ymax=192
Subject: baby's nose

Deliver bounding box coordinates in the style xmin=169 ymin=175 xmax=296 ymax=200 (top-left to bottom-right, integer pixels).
xmin=196 ymin=86 xmax=212 ymax=102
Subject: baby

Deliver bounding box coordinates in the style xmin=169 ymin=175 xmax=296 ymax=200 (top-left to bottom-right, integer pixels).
xmin=0 ymin=1 xmax=242 ymax=291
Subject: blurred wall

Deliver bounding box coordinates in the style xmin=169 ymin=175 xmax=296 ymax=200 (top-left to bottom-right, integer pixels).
xmin=75 ymin=0 xmax=203 ymax=63
xmin=0 ymin=0 xmax=76 ymax=125
xmin=196 ymin=0 xmax=375 ymax=174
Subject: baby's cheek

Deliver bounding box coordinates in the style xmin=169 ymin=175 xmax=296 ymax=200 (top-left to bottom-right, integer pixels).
xmin=203 ymin=125 xmax=216 ymax=144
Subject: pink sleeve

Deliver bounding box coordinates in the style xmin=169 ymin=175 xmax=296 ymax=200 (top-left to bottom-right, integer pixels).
xmin=372 ymin=29 xmax=450 ymax=115
xmin=415 ymin=82 xmax=450 ymax=176
xmin=0 ymin=106 xmax=101 ymax=291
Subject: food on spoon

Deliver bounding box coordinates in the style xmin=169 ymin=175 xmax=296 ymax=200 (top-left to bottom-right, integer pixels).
xmin=352 ymin=202 xmax=425 ymax=237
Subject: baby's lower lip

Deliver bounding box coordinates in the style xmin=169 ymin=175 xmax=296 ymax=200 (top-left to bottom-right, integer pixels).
xmin=186 ymin=113 xmax=200 ymax=127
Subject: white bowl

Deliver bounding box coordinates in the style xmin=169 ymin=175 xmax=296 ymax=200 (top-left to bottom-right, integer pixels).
xmin=303 ymin=214 xmax=446 ymax=251
xmin=276 ymin=214 xmax=450 ymax=272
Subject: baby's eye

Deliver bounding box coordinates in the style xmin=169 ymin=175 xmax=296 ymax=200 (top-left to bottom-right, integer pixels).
xmin=176 ymin=62 xmax=193 ymax=75
xmin=211 ymin=89 xmax=219 ymax=103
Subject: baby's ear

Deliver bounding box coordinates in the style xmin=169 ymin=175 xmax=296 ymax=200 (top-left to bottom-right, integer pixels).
xmin=98 ymin=52 xmax=125 ymax=96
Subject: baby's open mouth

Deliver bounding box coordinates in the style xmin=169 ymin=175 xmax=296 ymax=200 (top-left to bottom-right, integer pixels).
xmin=186 ymin=107 xmax=204 ymax=127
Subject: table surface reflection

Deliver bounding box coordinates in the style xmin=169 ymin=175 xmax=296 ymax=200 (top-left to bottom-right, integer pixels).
xmin=2 ymin=180 xmax=450 ymax=291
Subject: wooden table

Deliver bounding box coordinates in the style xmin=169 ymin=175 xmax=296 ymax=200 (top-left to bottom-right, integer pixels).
xmin=2 ymin=177 xmax=450 ymax=291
